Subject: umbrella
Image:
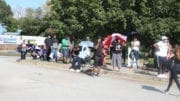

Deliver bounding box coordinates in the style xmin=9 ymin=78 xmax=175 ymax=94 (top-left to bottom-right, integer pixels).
xmin=103 ymin=33 xmax=127 ymax=48
xmin=79 ymin=40 xmax=94 ymax=48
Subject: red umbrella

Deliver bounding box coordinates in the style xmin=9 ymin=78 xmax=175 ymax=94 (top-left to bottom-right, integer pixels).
xmin=103 ymin=33 xmax=127 ymax=48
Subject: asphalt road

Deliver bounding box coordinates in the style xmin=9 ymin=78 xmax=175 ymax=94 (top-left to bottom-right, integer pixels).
xmin=0 ymin=56 xmax=179 ymax=101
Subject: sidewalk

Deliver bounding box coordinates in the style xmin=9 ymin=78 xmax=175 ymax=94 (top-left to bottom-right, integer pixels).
xmin=100 ymin=65 xmax=168 ymax=85
xmin=17 ymin=58 xmax=168 ymax=85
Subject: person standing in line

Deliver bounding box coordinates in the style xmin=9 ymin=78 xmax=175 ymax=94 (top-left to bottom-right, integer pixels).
xmin=102 ymin=45 xmax=108 ymax=67
xmin=111 ymin=37 xmax=122 ymax=71
xmin=44 ymin=35 xmax=52 ymax=61
xmin=121 ymin=42 xmax=127 ymax=66
xmin=130 ymin=37 xmax=140 ymax=68
xmin=67 ymin=36 xmax=73 ymax=63
xmin=92 ymin=36 xmax=103 ymax=77
xmin=153 ymin=36 xmax=171 ymax=78
xmin=163 ymin=44 xmax=180 ymax=94
xmin=61 ymin=35 xmax=69 ymax=63
xmin=20 ymin=40 xmax=28 ymax=60
xmin=51 ymin=34 xmax=59 ymax=61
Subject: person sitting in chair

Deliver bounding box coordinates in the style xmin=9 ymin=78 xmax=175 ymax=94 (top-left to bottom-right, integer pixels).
xmin=69 ymin=45 xmax=81 ymax=72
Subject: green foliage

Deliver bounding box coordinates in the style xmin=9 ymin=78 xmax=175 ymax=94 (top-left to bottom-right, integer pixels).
xmin=0 ymin=0 xmax=17 ymax=31
xmin=17 ymin=7 xmax=46 ymax=36
xmin=13 ymin=0 xmax=179 ymax=48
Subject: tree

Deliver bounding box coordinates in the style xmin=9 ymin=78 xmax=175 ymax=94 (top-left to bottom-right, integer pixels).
xmin=18 ymin=7 xmax=46 ymax=36
xmin=16 ymin=0 xmax=178 ymax=48
xmin=0 ymin=0 xmax=17 ymax=31
xmin=47 ymin=0 xmax=107 ymax=39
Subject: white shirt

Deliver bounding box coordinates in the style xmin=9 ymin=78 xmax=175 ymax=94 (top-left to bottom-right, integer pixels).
xmin=155 ymin=41 xmax=169 ymax=57
xmin=131 ymin=40 xmax=140 ymax=51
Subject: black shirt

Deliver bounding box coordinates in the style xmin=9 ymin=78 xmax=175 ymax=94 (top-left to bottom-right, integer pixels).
xmin=45 ymin=38 xmax=52 ymax=48
xmin=94 ymin=42 xmax=103 ymax=57
xmin=111 ymin=40 xmax=122 ymax=54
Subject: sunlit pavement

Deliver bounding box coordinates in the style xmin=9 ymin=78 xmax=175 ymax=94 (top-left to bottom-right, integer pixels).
xmin=0 ymin=56 xmax=179 ymax=101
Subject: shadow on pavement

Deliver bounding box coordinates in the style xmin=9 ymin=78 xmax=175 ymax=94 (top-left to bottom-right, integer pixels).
xmin=134 ymin=70 xmax=156 ymax=77
xmin=144 ymin=64 xmax=157 ymax=72
xmin=101 ymin=66 xmax=113 ymax=71
xmin=16 ymin=58 xmax=21 ymax=62
xmin=142 ymin=85 xmax=180 ymax=97
xmin=81 ymin=69 xmax=92 ymax=76
xmin=141 ymin=85 xmax=163 ymax=93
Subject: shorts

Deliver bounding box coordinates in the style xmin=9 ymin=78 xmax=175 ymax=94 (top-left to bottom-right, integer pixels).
xmin=62 ymin=48 xmax=69 ymax=57
xmin=94 ymin=55 xmax=103 ymax=67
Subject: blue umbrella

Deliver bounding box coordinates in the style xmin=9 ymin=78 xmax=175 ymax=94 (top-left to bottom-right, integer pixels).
xmin=79 ymin=40 xmax=94 ymax=47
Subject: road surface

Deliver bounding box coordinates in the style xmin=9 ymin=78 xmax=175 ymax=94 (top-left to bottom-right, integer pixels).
xmin=0 ymin=56 xmax=179 ymax=101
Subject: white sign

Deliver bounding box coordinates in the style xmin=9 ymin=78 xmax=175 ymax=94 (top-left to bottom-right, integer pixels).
xmin=0 ymin=35 xmax=46 ymax=45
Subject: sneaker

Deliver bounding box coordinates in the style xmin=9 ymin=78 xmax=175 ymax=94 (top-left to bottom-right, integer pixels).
xmin=91 ymin=73 xmax=96 ymax=78
xmin=163 ymin=90 xmax=169 ymax=95
xmin=161 ymin=74 xmax=168 ymax=78
xmin=76 ymin=69 xmax=81 ymax=73
xmin=157 ymin=74 xmax=163 ymax=78
xmin=95 ymin=74 xmax=100 ymax=77
xmin=91 ymin=74 xmax=95 ymax=78
xmin=70 ymin=68 xmax=75 ymax=72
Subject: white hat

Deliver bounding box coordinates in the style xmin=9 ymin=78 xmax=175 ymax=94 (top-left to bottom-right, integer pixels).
xmin=162 ymin=36 xmax=168 ymax=40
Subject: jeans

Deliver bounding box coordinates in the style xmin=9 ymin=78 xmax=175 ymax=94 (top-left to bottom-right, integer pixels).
xmin=72 ymin=56 xmax=81 ymax=70
xmin=21 ymin=50 xmax=26 ymax=59
xmin=130 ymin=50 xmax=139 ymax=68
xmin=131 ymin=50 xmax=139 ymax=60
xmin=51 ymin=48 xmax=58 ymax=60
xmin=156 ymin=56 xmax=168 ymax=74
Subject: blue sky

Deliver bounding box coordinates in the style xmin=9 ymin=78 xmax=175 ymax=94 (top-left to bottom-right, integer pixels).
xmin=5 ymin=0 xmax=47 ymax=18
xmin=5 ymin=0 xmax=47 ymax=9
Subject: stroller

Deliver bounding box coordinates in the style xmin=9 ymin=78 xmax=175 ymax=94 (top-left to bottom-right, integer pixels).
xmin=30 ymin=45 xmax=46 ymax=60
xmin=79 ymin=45 xmax=94 ymax=68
